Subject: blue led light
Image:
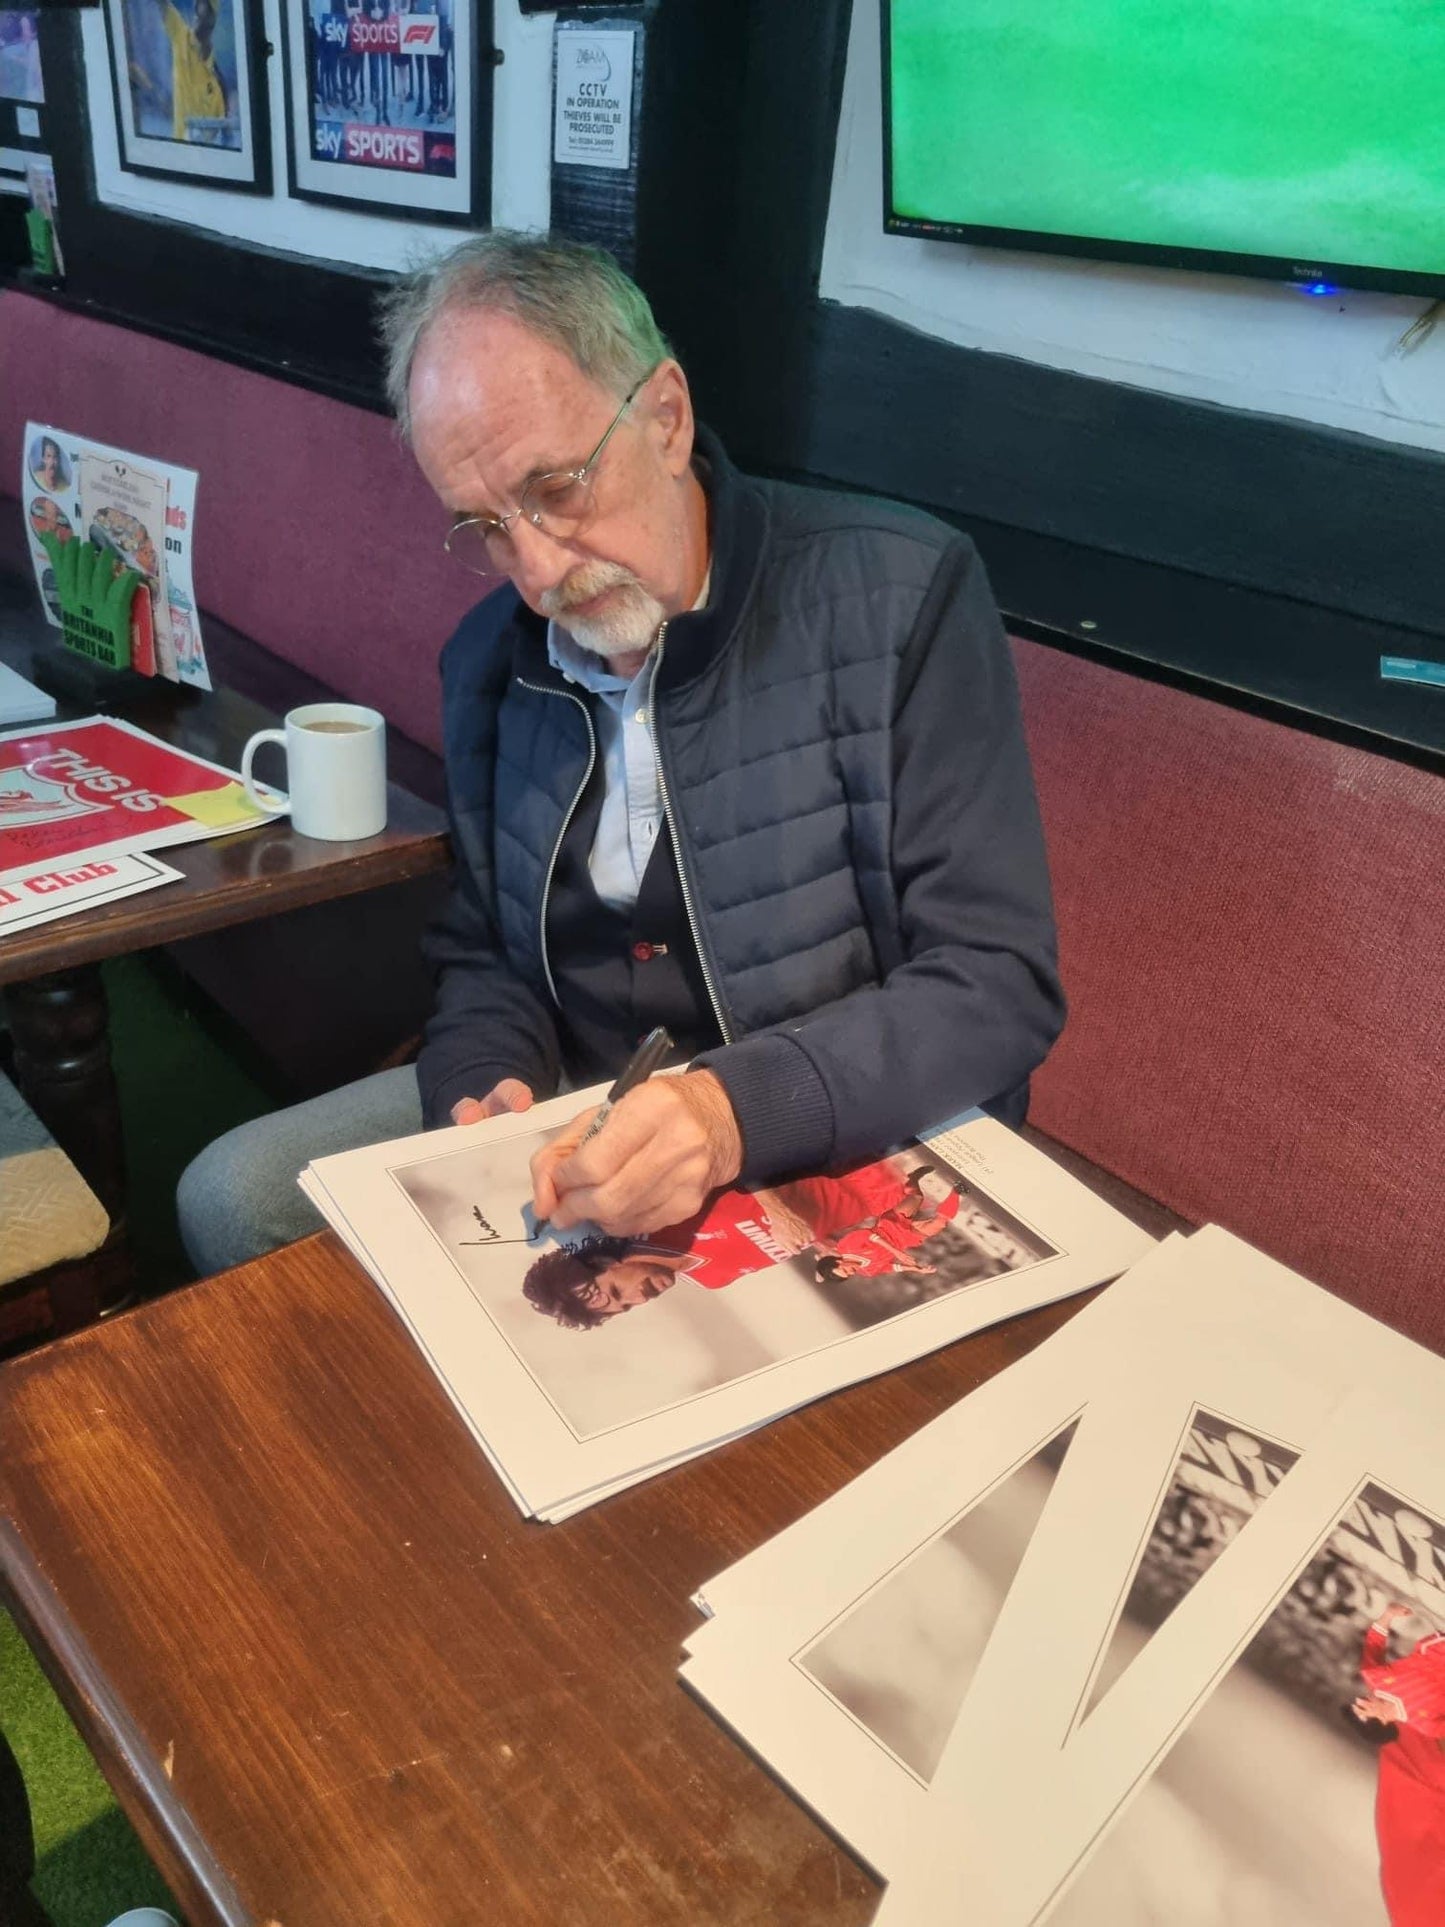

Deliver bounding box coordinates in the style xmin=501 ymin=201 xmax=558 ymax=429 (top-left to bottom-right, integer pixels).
xmin=1303 ymin=281 xmax=1338 ymax=296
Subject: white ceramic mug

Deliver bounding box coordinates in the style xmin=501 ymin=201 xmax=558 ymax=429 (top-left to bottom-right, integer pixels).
xmin=241 ymin=701 xmax=387 ymax=841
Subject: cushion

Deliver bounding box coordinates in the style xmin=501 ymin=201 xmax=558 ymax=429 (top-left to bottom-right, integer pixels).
xmin=0 ymin=1069 xmax=110 ymax=1285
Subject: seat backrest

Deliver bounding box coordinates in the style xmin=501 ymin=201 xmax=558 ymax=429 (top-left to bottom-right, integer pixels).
xmin=1015 ymin=637 xmax=1445 ymax=1353
xmin=1 ymin=289 xmax=482 ymax=754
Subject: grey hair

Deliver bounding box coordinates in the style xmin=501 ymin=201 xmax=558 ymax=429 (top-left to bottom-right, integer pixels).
xmin=376 ymin=230 xmax=672 ymax=438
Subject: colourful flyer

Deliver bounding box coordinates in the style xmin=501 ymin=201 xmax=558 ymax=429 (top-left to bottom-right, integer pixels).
xmin=0 ymin=716 xmax=270 ymax=875
xmin=21 ymin=422 xmax=211 ymax=692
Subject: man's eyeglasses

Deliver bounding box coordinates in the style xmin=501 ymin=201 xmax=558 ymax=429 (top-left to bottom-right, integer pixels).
xmin=443 ymin=372 xmax=652 ymax=576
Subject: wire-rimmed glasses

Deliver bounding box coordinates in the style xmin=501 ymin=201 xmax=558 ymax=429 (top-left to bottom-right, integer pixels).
xmin=443 ymin=372 xmax=652 ymax=576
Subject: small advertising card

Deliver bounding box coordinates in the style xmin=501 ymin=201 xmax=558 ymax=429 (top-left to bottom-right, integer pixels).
xmin=21 ymin=423 xmax=210 ymax=691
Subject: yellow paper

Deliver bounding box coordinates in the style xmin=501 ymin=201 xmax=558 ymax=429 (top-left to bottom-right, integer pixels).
xmin=168 ymin=783 xmax=268 ymax=828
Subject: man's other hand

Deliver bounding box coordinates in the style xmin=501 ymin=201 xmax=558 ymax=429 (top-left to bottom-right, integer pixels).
xmin=450 ymin=1078 xmax=534 ymax=1127
xmin=530 ymin=1070 xmax=743 ymax=1236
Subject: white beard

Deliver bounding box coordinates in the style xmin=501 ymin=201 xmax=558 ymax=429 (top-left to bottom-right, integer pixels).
xmin=542 ymin=566 xmax=667 ymax=661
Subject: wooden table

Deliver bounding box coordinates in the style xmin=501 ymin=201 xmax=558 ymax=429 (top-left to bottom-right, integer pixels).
xmin=0 ymin=544 xmax=448 ymax=1280
xmin=0 ymin=1235 xmax=1095 ymax=1927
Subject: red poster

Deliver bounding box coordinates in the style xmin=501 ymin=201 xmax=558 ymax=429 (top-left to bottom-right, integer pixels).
xmin=0 ymin=716 xmax=268 ymax=878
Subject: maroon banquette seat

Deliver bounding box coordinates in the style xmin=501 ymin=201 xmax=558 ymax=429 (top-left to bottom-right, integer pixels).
xmin=4 ymin=290 xmax=1440 ymax=1350
xmin=1016 ymin=641 xmax=1445 ymax=1354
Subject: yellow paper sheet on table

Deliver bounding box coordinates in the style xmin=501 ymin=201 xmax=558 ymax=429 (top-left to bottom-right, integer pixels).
xmin=168 ymin=783 xmax=271 ymax=828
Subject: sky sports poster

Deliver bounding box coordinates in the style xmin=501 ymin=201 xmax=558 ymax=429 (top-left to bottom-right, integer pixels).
xmin=284 ymin=0 xmax=481 ymax=218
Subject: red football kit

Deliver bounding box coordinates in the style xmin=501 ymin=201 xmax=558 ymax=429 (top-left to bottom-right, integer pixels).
xmin=1360 ymin=1622 xmax=1445 ymax=1927
xmin=652 ymin=1158 xmax=938 ymax=1290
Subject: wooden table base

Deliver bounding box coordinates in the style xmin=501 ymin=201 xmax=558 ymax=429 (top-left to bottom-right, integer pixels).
xmin=5 ymin=965 xmax=127 ymax=1224
xmin=4 ymin=966 xmax=134 ymax=1322
xmin=0 ymin=1725 xmax=49 ymax=1927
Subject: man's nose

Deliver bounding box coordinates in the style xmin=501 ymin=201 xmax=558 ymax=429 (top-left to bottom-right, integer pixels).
xmin=506 ymin=515 xmax=578 ymax=600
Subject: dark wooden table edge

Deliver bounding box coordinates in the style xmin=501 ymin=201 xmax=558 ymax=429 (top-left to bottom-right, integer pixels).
xmin=0 ymin=1141 xmax=1185 ymax=1927
xmin=0 ymin=822 xmax=451 ymax=988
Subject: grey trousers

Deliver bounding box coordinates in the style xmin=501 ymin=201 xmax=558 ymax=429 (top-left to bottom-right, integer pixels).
xmin=175 ymin=1065 xmax=423 ymax=1277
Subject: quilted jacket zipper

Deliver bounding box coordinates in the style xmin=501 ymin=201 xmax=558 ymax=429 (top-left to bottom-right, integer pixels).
xmin=648 ymin=624 xmax=734 ymax=1045
xmin=516 ymin=676 xmax=595 ymax=1007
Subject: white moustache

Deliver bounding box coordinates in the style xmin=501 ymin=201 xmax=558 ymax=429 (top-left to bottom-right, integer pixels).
xmin=540 ymin=566 xmax=639 ymax=619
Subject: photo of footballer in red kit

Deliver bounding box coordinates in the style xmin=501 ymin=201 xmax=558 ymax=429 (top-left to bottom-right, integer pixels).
xmin=1046 ymin=1469 xmax=1445 ymax=1926
xmin=392 ymin=1127 xmax=1058 ymax=1442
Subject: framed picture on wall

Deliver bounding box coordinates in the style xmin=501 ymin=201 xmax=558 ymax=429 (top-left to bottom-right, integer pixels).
xmin=279 ymin=0 xmax=492 ymax=222
xmin=102 ymin=0 xmax=271 ymax=191
xmin=0 ymin=10 xmax=44 ymax=108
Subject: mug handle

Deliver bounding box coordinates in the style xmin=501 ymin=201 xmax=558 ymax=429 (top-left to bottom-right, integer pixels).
xmin=240 ymin=729 xmax=290 ymax=815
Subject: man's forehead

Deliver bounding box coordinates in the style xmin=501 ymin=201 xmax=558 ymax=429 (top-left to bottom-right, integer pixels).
xmin=411 ymin=307 xmax=597 ymax=423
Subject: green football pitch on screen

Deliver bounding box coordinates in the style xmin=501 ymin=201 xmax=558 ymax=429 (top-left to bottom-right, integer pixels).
xmin=888 ymin=0 xmax=1445 ymax=276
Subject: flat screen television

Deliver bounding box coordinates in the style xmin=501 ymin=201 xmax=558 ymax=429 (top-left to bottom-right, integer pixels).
xmin=882 ymin=0 xmax=1445 ymax=296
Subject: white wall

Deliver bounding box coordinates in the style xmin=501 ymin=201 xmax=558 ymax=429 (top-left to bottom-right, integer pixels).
xmin=823 ymin=0 xmax=1445 ymax=456
xmin=81 ymin=0 xmax=551 ymax=270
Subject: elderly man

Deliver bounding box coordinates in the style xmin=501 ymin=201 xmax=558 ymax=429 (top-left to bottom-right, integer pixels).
xmin=177 ymin=231 xmax=1063 ymax=1273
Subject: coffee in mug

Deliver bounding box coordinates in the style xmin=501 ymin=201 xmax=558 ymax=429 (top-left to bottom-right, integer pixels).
xmin=241 ymin=702 xmax=387 ymax=841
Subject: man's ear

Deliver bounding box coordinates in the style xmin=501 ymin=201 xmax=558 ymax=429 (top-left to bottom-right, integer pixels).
xmin=648 ymin=360 xmax=696 ymax=478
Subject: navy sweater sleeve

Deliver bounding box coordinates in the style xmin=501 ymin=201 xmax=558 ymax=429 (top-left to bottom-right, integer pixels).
xmin=414 ymin=605 xmax=562 ymax=1128
xmin=699 ymin=539 xmax=1065 ymax=1181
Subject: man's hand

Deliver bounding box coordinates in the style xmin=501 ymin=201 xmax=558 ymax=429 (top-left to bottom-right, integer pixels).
xmin=530 ymin=1070 xmax=743 ymax=1236
xmin=450 ymin=1078 xmax=534 ymax=1127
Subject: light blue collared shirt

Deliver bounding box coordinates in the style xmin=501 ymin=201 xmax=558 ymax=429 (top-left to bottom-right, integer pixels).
xmin=546 ymin=573 xmax=710 ymax=915
xmin=546 ymin=623 xmax=661 ymax=913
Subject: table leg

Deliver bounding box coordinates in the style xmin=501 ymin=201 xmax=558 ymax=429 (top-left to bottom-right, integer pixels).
xmin=5 ymin=968 xmax=128 ymax=1226
xmin=0 ymin=1723 xmax=51 ymax=1927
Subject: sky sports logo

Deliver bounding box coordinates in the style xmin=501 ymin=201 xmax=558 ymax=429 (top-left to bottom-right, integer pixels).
xmin=314 ymin=122 xmax=454 ymax=173
xmin=332 ymin=12 xmax=438 ymax=54
xmin=346 ymin=124 xmax=425 ymax=169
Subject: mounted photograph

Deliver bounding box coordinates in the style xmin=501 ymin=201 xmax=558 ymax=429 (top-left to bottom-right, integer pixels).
xmin=392 ymin=1133 xmax=1060 ymax=1441
xmin=102 ymin=0 xmax=271 ymax=190
xmin=280 ymin=0 xmax=491 ymax=219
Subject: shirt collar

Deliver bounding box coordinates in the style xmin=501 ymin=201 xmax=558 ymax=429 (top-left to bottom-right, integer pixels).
xmin=546 ymin=566 xmax=713 ymax=695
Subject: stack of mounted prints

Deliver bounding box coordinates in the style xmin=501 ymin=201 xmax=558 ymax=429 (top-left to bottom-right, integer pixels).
xmin=299 ymin=1090 xmax=1154 ymax=1522
xmin=683 ymin=1227 xmax=1445 ymax=1925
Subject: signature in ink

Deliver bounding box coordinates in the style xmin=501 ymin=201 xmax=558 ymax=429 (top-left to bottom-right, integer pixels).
xmin=459 ymin=1204 xmax=501 ymax=1246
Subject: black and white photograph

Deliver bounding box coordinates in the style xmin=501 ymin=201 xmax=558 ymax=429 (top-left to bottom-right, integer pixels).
xmin=103 ymin=0 xmax=271 ymax=189
xmin=1082 ymin=1410 xmax=1302 ymax=1716
xmin=392 ymin=1129 xmax=1058 ymax=1442
xmin=800 ymin=1424 xmax=1077 ymax=1784
xmin=1051 ymin=1476 xmax=1445 ymax=1926
xmin=280 ymin=0 xmax=490 ymax=218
